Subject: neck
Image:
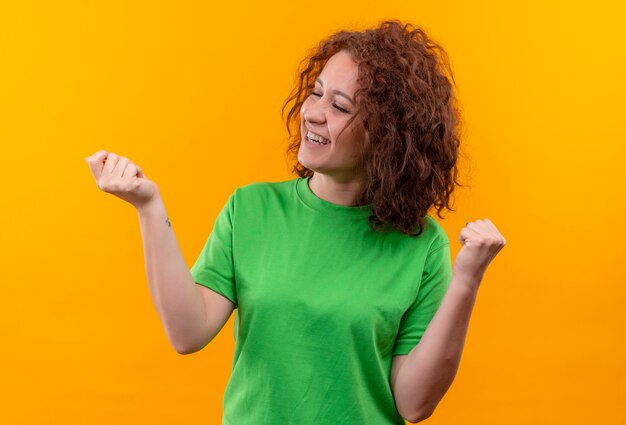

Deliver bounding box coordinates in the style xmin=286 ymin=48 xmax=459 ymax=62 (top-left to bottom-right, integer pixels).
xmin=308 ymin=172 xmax=365 ymax=206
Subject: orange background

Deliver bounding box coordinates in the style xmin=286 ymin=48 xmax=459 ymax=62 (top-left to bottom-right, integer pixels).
xmin=1 ymin=0 xmax=625 ymax=423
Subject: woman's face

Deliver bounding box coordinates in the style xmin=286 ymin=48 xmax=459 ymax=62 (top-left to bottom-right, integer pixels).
xmin=298 ymin=50 xmax=368 ymax=183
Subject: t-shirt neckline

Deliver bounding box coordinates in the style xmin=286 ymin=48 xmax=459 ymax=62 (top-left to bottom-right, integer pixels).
xmin=295 ymin=175 xmax=372 ymax=218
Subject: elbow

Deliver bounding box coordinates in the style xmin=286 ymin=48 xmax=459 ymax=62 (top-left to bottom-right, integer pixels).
xmin=174 ymin=342 xmax=206 ymax=355
xmin=173 ymin=338 xmax=210 ymax=354
xmin=395 ymin=395 xmax=435 ymax=423
xmin=171 ymin=337 xmax=207 ymax=355
xmin=166 ymin=328 xmax=211 ymax=355
xmin=406 ymin=405 xmax=435 ymax=423
xmin=168 ymin=334 xmax=193 ymax=354
xmin=171 ymin=338 xmax=192 ymax=354
xmin=174 ymin=344 xmax=196 ymax=355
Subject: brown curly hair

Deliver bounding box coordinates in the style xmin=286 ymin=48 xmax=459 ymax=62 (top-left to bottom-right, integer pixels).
xmin=281 ymin=19 xmax=467 ymax=237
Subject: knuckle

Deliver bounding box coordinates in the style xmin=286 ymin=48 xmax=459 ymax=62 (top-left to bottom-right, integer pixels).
xmin=491 ymin=237 xmax=504 ymax=246
xmin=102 ymin=180 xmax=117 ymax=191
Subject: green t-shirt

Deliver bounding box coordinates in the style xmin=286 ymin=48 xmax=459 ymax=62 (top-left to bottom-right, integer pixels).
xmin=190 ymin=176 xmax=453 ymax=425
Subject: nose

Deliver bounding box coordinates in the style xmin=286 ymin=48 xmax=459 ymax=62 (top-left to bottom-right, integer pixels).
xmin=303 ymin=98 xmax=326 ymax=125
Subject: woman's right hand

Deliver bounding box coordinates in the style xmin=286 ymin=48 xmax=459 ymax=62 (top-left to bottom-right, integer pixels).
xmin=85 ymin=150 xmax=161 ymax=211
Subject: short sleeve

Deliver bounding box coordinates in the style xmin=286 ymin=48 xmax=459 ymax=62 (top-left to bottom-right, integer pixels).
xmin=392 ymin=242 xmax=453 ymax=356
xmin=189 ymin=194 xmax=238 ymax=308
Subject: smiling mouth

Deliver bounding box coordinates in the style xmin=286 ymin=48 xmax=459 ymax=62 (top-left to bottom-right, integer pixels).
xmin=305 ymin=130 xmax=331 ymax=145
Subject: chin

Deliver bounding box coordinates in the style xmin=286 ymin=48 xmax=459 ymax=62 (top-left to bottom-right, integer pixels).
xmin=297 ymin=150 xmax=313 ymax=171
xmin=297 ymin=158 xmax=319 ymax=174
xmin=298 ymin=154 xmax=325 ymax=174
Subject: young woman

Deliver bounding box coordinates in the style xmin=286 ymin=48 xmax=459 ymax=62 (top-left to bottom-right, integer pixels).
xmin=86 ymin=20 xmax=506 ymax=424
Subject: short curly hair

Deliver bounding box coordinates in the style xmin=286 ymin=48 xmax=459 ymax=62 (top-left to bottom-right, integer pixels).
xmin=282 ymin=19 xmax=467 ymax=237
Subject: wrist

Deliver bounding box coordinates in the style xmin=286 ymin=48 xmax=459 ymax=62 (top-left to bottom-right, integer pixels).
xmin=451 ymin=273 xmax=482 ymax=294
xmin=136 ymin=195 xmax=165 ymax=218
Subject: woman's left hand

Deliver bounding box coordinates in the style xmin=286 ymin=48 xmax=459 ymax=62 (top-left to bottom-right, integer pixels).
xmin=453 ymin=219 xmax=506 ymax=291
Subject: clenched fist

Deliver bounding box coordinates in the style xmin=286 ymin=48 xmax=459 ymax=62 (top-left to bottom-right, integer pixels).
xmin=453 ymin=219 xmax=506 ymax=291
xmin=85 ymin=150 xmax=160 ymax=210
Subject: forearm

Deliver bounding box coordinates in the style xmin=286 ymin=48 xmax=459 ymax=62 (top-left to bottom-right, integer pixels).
xmin=137 ymin=197 xmax=208 ymax=353
xmin=394 ymin=276 xmax=479 ymax=421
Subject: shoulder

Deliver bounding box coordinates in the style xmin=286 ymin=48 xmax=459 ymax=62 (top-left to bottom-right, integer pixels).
xmin=381 ymin=215 xmax=449 ymax=260
xmin=233 ymin=178 xmax=296 ymax=198
xmin=235 ymin=179 xmax=295 ymax=195
xmin=230 ymin=178 xmax=299 ymax=210
xmin=420 ymin=215 xmax=450 ymax=251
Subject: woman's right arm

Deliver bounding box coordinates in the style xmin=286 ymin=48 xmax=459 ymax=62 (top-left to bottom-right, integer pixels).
xmin=85 ymin=150 xmax=234 ymax=354
xmin=137 ymin=197 xmax=234 ymax=354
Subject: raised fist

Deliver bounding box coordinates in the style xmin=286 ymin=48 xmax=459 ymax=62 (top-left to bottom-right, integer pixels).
xmin=85 ymin=150 xmax=160 ymax=210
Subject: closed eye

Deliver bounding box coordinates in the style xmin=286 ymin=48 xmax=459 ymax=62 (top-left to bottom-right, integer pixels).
xmin=310 ymin=91 xmax=349 ymax=113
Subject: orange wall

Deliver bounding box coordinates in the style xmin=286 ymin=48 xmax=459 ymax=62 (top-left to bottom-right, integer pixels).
xmin=1 ymin=1 xmax=624 ymax=423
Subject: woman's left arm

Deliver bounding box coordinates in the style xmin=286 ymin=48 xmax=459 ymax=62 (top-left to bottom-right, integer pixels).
xmin=392 ymin=219 xmax=506 ymax=423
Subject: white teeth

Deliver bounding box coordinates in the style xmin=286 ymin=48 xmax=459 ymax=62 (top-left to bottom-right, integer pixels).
xmin=307 ymin=131 xmax=330 ymax=145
